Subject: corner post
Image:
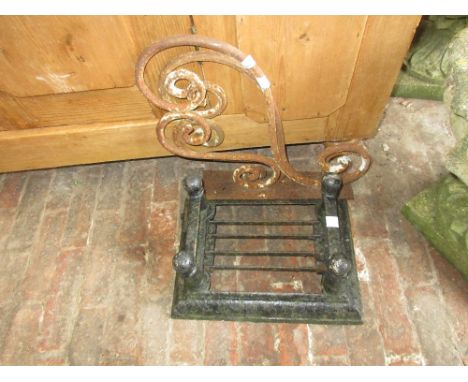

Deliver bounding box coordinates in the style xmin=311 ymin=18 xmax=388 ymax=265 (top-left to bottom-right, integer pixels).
xmin=320 ymin=174 xmax=352 ymax=294
xmin=173 ymin=175 xmax=210 ymax=291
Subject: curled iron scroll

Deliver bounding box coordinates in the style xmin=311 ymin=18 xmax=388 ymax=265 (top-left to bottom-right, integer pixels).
xmin=135 ymin=34 xmax=371 ymax=188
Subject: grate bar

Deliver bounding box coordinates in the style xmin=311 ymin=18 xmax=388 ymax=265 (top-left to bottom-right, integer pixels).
xmin=205 ymin=264 xmax=327 ymax=273
xmin=208 ymin=233 xmax=321 ymax=240
xmin=213 ymin=201 xmax=319 ymax=206
xmin=210 ymin=220 xmax=318 ymax=226
xmin=205 ymin=251 xmax=317 ymax=258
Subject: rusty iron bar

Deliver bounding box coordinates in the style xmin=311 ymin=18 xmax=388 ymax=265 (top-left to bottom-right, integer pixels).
xmin=135 ymin=34 xmax=371 ymax=189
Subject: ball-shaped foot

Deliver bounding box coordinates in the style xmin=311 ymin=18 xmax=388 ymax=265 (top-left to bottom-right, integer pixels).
xmin=183 ymin=175 xmax=204 ymax=197
xmin=322 ymin=174 xmax=342 ymax=199
xmin=173 ymin=250 xmax=196 ymax=277
xmin=329 ymin=257 xmax=351 ymax=277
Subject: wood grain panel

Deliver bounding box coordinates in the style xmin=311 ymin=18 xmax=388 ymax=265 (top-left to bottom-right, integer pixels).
xmin=330 ymin=16 xmax=421 ymax=141
xmin=192 ymin=15 xmax=244 ymax=115
xmin=236 ymin=16 xmax=367 ymax=122
xmin=19 ymin=87 xmax=154 ymax=128
xmin=0 ymin=16 xmax=194 ymax=98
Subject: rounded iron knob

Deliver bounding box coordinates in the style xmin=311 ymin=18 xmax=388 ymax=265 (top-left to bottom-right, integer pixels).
xmin=173 ymin=250 xmax=196 ymax=277
xmin=184 ymin=175 xmax=204 ymax=197
xmin=329 ymin=257 xmax=351 ymax=277
xmin=322 ymin=174 xmax=342 ymax=199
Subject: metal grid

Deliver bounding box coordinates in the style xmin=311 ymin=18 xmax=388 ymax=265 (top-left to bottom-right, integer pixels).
xmin=170 ymin=175 xmax=363 ymax=324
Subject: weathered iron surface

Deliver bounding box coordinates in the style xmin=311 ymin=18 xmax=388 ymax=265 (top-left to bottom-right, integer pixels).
xmin=171 ymin=175 xmax=362 ymax=324
xmin=135 ymin=34 xmax=371 ymax=189
xmin=136 ymin=35 xmax=367 ymax=324
xmin=203 ymin=170 xmax=354 ymax=201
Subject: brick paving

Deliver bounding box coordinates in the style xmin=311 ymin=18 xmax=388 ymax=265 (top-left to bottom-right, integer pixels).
xmin=0 ymin=98 xmax=466 ymax=365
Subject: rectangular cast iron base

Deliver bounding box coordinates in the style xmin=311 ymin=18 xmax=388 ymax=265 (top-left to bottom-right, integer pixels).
xmin=171 ymin=174 xmax=363 ymax=324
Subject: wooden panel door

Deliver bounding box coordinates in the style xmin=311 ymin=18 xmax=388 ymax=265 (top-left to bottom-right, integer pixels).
xmin=0 ymin=16 xmax=420 ymax=172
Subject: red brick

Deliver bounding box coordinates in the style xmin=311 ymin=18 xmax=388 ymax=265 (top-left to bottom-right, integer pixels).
xmin=348 ymin=197 xmax=389 ymax=239
xmin=6 ymin=172 xmax=52 ymax=251
xmin=98 ymin=352 xmax=140 ymax=366
xmin=145 ymin=240 xmax=175 ymax=299
xmin=145 ymin=201 xmax=178 ymax=299
xmin=173 ymin=157 xmax=199 ymax=178
xmin=204 ymin=321 xmax=238 ymax=365
xmin=361 ymin=238 xmax=421 ymax=358
xmin=1 ymin=303 xmax=43 ymax=365
xmin=359 ymin=277 xmax=379 ymax=320
xmin=349 ymin=172 xmax=391 ymax=239
xmin=352 ymin=238 xmax=370 ymax=284
xmin=0 ymin=173 xmax=27 ymax=209
xmin=405 ymin=285 xmax=462 ymax=365
xmin=61 ymin=167 xmax=102 ymax=249
xmin=69 ymin=307 xmax=107 ymax=365
xmin=148 ymin=201 xmax=178 ymax=243
xmin=88 ymin=210 xmax=121 ymax=251
xmin=391 ymin=219 xmax=438 ymax=287
xmin=95 ymin=162 xmax=125 ymax=211
xmin=20 ymin=210 xmax=68 ymax=302
xmin=313 ymin=355 xmax=350 ymax=366
xmin=37 ymin=248 xmax=85 ymax=352
xmin=153 ymin=159 xmax=179 ymax=203
xmin=98 ymin=258 xmax=144 ymax=365
xmin=312 ymin=326 xmax=349 ymax=358
xmin=286 ymin=143 xmax=321 ymax=162
xmin=45 ymin=167 xmax=78 ymax=211
xmin=169 ymin=319 xmax=205 ymax=365
xmin=345 ymin=281 xmax=386 ymax=365
xmin=0 ymin=208 xmax=16 ymax=249
xmin=0 ymin=299 xmax=21 ymax=355
xmin=116 ymin=244 xmax=148 ymax=270
xmin=343 ymin=239 xmax=375 ymax=319
xmin=113 ymin=242 xmax=147 ymax=277
xmin=428 ymin=246 xmax=468 ymax=360
xmin=32 ymin=354 xmax=68 ymax=365
xmin=79 ymin=249 xmax=116 ymax=309
xmin=386 ymin=354 xmax=425 ymax=366
xmin=345 ymin=321 xmax=385 ymax=365
xmin=277 ymin=323 xmax=310 ymax=365
xmin=118 ymin=162 xmax=154 ymax=247
xmin=0 ymin=249 xmax=30 ymax=302
xmin=238 ymin=323 xmax=279 ymax=365
xmin=140 ymin=301 xmax=171 ymax=365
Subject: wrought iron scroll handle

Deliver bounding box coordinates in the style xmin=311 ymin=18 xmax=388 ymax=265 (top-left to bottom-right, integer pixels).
xmin=135 ymin=34 xmax=371 ymax=189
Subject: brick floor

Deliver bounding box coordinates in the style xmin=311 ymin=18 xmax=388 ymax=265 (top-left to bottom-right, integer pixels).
xmin=0 ymin=98 xmax=466 ymax=365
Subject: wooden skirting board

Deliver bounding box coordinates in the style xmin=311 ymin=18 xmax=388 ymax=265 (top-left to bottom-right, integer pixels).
xmin=0 ymin=86 xmax=366 ymax=173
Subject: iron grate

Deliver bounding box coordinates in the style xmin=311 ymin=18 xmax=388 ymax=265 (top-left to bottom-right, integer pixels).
xmin=170 ymin=175 xmax=363 ymax=324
